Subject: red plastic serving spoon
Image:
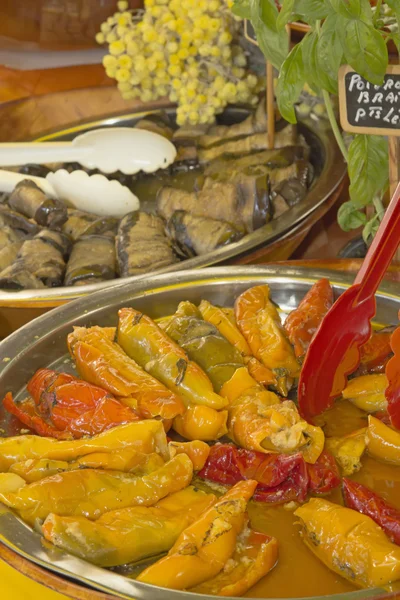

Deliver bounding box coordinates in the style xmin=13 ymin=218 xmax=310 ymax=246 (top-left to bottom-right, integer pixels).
xmin=298 ymin=182 xmax=400 ymax=423
xmin=385 ymin=313 xmax=400 ymax=428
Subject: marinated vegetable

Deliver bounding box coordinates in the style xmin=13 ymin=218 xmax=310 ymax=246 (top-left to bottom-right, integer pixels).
xmin=8 ymin=179 xmax=67 ymax=229
xmin=137 ymin=479 xmax=263 ymax=589
xmin=295 ymin=498 xmax=400 ymax=588
xmin=235 ymin=284 xmax=300 ymax=395
xmin=0 ymin=420 xmax=169 ymax=472
xmin=1 ymin=278 xmax=400 ymax=597
xmin=4 ymin=368 xmax=140 ymax=439
xmin=116 ymin=211 xmax=176 ymax=277
xmin=343 ymin=478 xmax=400 ymax=546
xmin=167 ymin=210 xmax=243 ymax=257
xmin=342 ymin=374 xmax=387 ymax=413
xmin=117 ymin=307 xmax=228 ymax=411
xmin=42 ymin=486 xmax=216 ymax=567
xmin=67 ymin=326 xmax=185 ymax=420
xmin=284 ymin=279 xmax=333 ymax=359
xmin=64 ymin=234 xmax=116 ymax=286
xmin=0 ymin=454 xmax=193 ymax=524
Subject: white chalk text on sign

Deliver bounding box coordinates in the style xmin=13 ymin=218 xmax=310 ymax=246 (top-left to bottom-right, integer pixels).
xmin=338 ymin=64 xmax=400 ymax=136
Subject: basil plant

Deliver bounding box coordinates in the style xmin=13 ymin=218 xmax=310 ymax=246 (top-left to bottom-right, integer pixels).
xmin=233 ymin=0 xmax=400 ymax=242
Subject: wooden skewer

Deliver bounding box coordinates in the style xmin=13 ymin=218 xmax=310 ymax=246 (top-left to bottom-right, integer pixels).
xmin=266 ymin=61 xmax=275 ymax=150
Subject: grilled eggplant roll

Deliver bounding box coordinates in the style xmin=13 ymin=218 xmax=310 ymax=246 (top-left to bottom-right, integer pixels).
xmin=203 ymin=146 xmax=309 ymax=178
xmin=116 ymin=211 xmax=177 ymax=277
xmin=0 ymin=225 xmax=23 ymax=252
xmin=0 ymin=229 xmax=67 ymax=289
xmin=198 ymin=126 xmax=297 ymax=163
xmin=135 ymin=112 xmax=175 ymax=140
xmin=167 ymin=210 xmax=243 ymax=257
xmin=272 ymin=178 xmax=308 ymax=208
xmin=198 ymin=99 xmax=267 ymax=148
xmin=0 ymin=205 xmax=41 ymax=235
xmin=8 ymin=180 xmax=67 ymax=229
xmin=0 ymin=241 xmax=23 ymax=272
xmin=157 ymin=173 xmax=270 ymax=233
xmin=65 ymin=234 xmax=116 ymax=286
xmin=62 ymin=209 xmax=118 ymax=242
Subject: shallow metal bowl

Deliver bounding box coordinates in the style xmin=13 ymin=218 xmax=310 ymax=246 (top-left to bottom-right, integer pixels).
xmin=0 ymin=265 xmax=399 ymax=600
xmin=0 ymin=105 xmax=346 ymax=306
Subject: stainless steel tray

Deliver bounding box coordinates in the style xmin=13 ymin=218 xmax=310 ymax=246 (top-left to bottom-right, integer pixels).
xmin=0 ymin=105 xmax=346 ymax=304
xmin=0 ymin=265 xmax=398 ymax=600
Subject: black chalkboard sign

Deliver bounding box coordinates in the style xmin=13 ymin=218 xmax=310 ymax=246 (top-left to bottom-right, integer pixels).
xmin=244 ymin=19 xmax=258 ymax=46
xmin=338 ymin=64 xmax=400 ymax=136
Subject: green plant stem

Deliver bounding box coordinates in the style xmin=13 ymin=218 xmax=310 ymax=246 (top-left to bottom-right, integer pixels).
xmin=321 ymin=89 xmax=349 ymax=162
xmin=373 ymin=0 xmax=383 ymax=26
xmin=372 ymin=193 xmax=385 ymax=221
xmin=315 ymin=20 xmax=349 ymax=163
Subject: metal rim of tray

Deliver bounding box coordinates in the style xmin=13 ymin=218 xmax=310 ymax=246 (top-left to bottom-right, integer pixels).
xmin=0 ymin=103 xmax=346 ymax=304
xmin=0 ymin=265 xmax=399 ymax=600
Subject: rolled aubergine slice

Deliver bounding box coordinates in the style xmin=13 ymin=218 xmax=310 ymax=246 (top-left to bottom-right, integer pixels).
xmin=42 ymin=486 xmax=216 ymax=567
xmin=0 ymin=241 xmax=23 ymax=272
xmin=0 ymin=204 xmax=41 ymax=235
xmin=163 ymin=301 xmax=244 ymax=392
xmin=204 ymin=146 xmax=309 ymax=178
xmin=116 ymin=211 xmax=177 ymax=278
xmin=135 ymin=112 xmax=175 ymax=140
xmin=157 ymin=173 xmax=270 ymax=233
xmin=199 ymin=98 xmax=268 ymax=147
xmin=62 ymin=208 xmax=118 ymax=242
xmin=166 ymin=210 xmax=244 ymax=257
xmin=0 ymin=224 xmax=23 ymax=252
xmin=65 ymin=234 xmax=116 ymax=286
xmin=8 ymin=179 xmax=67 ymax=229
xmin=272 ymin=178 xmax=308 ymax=208
xmin=117 ymin=307 xmax=228 ymax=411
xmin=198 ymin=126 xmax=297 ymax=162
xmin=0 ymin=228 xmax=68 ymax=289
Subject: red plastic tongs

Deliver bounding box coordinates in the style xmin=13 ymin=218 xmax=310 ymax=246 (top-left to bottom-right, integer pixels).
xmin=299 ymin=182 xmax=400 ymax=423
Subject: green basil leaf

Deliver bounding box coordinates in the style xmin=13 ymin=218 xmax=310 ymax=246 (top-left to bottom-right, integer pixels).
xmin=301 ymin=31 xmax=320 ymax=93
xmin=260 ymin=0 xmax=279 ymax=31
xmin=337 ymin=201 xmax=367 ymax=232
xmin=337 ymin=16 xmax=388 ymax=85
xmin=385 ymin=0 xmax=400 ymax=15
xmin=329 ymin=0 xmax=372 ymax=22
xmin=348 ymin=134 xmax=389 ymax=208
xmin=277 ymin=0 xmax=296 ymax=30
xmin=295 ymin=0 xmax=332 ymax=22
xmin=277 ymin=41 xmax=306 ymax=123
xmin=362 ymin=213 xmax=381 ymax=245
xmin=250 ymin=0 xmax=289 ymax=68
xmin=315 ymin=14 xmax=343 ymax=94
xmin=232 ymin=0 xmax=251 ymax=18
xmin=389 ymin=32 xmax=400 ymax=54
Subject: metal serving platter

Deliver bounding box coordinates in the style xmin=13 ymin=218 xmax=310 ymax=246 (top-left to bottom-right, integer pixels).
xmin=0 ymin=265 xmax=399 ymax=600
xmin=0 ymin=105 xmax=346 ymax=304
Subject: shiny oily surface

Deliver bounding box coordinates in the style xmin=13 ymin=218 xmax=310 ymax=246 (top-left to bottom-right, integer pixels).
xmin=246 ymin=400 xmax=399 ymax=598
xmin=0 ymin=266 xmax=400 ymax=600
xmin=0 ymin=106 xmax=345 ymax=304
